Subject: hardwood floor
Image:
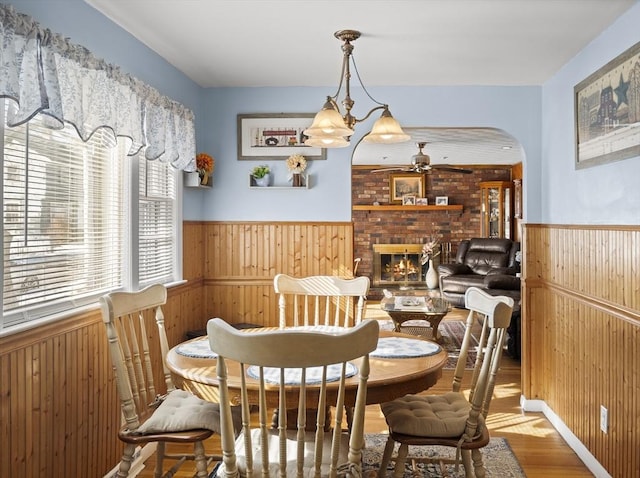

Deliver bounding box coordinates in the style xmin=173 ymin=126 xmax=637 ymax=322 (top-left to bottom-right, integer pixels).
xmin=136 ymin=306 xmax=594 ymax=477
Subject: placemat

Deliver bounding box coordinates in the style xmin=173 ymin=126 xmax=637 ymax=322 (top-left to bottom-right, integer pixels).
xmin=371 ymin=337 xmax=442 ymax=358
xmin=175 ymin=338 xmax=217 ymax=359
xmin=246 ymin=362 xmax=358 ymax=385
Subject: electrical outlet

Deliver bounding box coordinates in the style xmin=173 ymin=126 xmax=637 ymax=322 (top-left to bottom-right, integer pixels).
xmin=600 ymin=405 xmax=608 ymax=433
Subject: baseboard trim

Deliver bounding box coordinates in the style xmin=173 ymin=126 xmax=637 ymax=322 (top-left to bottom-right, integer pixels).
xmin=520 ymin=395 xmax=611 ymax=478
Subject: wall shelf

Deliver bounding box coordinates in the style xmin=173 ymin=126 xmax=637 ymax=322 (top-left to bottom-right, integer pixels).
xmin=249 ymin=174 xmax=311 ymax=189
xmin=352 ymin=205 xmax=463 ymax=212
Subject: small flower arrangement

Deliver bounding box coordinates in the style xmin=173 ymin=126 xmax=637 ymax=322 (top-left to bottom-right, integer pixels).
xmin=421 ymin=235 xmax=442 ymax=265
xmin=196 ymin=152 xmax=214 ymax=176
xmin=194 ymin=152 xmax=214 ymax=185
xmin=286 ymin=154 xmax=307 ymax=185
xmin=286 ymin=154 xmax=307 ymax=173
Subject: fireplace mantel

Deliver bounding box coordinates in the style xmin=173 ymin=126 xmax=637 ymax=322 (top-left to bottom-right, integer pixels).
xmin=353 ymin=205 xmax=463 ymax=212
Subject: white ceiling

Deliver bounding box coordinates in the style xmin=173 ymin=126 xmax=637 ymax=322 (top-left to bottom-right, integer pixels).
xmin=351 ymin=127 xmax=522 ymax=166
xmin=83 ymin=0 xmax=636 ymax=165
xmin=84 ymin=0 xmax=635 ymax=88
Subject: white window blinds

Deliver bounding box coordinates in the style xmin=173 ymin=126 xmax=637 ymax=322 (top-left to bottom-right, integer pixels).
xmin=138 ymin=157 xmax=177 ymax=286
xmin=2 ymin=102 xmax=180 ymax=330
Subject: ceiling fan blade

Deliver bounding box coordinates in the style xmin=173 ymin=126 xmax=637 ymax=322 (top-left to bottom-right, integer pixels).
xmin=431 ymin=165 xmax=473 ymax=174
xmin=370 ymin=166 xmax=413 ymax=173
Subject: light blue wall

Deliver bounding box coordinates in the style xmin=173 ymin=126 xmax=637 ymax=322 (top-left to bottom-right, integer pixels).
xmin=541 ymin=2 xmax=640 ymax=225
xmin=20 ymin=0 xmax=640 ymax=225
xmin=192 ymin=85 xmax=541 ymax=221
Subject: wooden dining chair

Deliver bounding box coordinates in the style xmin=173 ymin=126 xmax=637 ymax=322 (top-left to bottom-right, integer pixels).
xmin=207 ymin=317 xmax=379 ymax=478
xmin=377 ymin=287 xmax=514 ymax=478
xmin=274 ymin=273 xmax=370 ymax=328
xmin=100 ymin=284 xmax=223 ymax=478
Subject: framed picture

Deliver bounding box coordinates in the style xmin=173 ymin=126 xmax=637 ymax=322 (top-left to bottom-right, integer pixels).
xmin=402 ymin=195 xmax=416 ymax=206
xmin=416 ymin=197 xmax=429 ymax=205
xmin=574 ymin=40 xmax=640 ymax=169
xmin=390 ymin=173 xmax=425 ymax=204
xmin=237 ymin=113 xmax=327 ymax=161
xmin=435 ymin=196 xmax=449 ymax=206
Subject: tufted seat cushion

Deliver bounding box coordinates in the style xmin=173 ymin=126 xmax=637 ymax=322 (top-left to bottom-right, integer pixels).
xmin=134 ymin=389 xmax=223 ymax=434
xmin=381 ymin=392 xmax=476 ymax=438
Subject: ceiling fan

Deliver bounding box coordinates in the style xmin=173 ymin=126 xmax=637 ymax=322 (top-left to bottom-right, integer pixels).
xmin=371 ymin=142 xmax=473 ymax=174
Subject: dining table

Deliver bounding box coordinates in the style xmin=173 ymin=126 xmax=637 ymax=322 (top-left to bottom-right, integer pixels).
xmin=166 ymin=323 xmax=448 ymax=409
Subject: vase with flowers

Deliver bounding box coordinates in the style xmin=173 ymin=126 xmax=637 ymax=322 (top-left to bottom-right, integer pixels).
xmin=421 ymin=235 xmax=442 ymax=289
xmin=286 ymin=154 xmax=307 ymax=187
xmin=196 ymin=152 xmax=214 ymax=186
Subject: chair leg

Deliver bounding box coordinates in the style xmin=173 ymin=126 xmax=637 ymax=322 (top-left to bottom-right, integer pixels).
xmin=154 ymin=442 xmax=165 ymax=478
xmin=461 ymin=449 xmax=473 ymax=478
xmin=471 ymin=449 xmax=486 ymax=478
xmin=377 ymin=436 xmax=396 ymax=478
xmin=393 ymin=444 xmax=409 ymax=478
xmin=117 ymin=443 xmax=137 ymax=478
xmin=193 ymin=440 xmax=209 ymax=478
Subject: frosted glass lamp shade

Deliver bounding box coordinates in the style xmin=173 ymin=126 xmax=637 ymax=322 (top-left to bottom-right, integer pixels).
xmin=304 ymin=99 xmax=354 ymax=142
xmin=362 ymin=109 xmax=410 ymax=144
xmin=304 ymin=134 xmax=350 ymax=148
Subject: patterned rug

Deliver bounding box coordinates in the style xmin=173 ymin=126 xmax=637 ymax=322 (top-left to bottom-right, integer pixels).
xmin=378 ymin=319 xmax=478 ymax=369
xmin=363 ymin=433 xmax=526 ymax=477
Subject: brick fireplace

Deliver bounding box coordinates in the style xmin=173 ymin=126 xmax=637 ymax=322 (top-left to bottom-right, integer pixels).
xmin=351 ymin=165 xmax=513 ymax=299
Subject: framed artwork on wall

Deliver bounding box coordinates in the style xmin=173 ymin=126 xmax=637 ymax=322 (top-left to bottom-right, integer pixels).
xmin=237 ymin=113 xmax=327 ymax=161
xmin=390 ymin=173 xmax=425 ymax=204
xmin=574 ymin=40 xmax=640 ymax=169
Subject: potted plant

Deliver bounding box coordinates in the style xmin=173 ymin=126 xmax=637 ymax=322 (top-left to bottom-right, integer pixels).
xmin=251 ymin=164 xmax=271 ymax=187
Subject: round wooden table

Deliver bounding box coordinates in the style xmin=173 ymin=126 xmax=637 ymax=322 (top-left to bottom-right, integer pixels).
xmin=166 ymin=328 xmax=447 ymax=408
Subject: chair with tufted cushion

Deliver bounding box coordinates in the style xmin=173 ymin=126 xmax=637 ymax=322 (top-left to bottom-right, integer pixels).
xmin=377 ymin=287 xmax=514 ymax=478
xmin=100 ymin=284 xmax=226 ymax=478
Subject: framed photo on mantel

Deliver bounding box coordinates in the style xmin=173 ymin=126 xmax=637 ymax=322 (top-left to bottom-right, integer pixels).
xmin=390 ymin=173 xmax=425 ymax=204
xmin=237 ymin=113 xmax=327 ymax=161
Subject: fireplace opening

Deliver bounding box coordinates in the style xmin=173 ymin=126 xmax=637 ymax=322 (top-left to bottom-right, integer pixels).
xmin=373 ymin=244 xmax=426 ymax=288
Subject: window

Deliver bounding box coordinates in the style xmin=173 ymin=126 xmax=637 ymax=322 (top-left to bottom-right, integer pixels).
xmin=1 ymin=104 xmax=180 ymax=331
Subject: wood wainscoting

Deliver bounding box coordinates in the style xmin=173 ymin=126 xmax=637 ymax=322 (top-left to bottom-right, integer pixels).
xmin=201 ymin=221 xmax=355 ymax=328
xmin=0 ymin=222 xmax=208 ymax=477
xmin=522 ymin=224 xmax=640 ymax=478
xmin=3 ymin=220 xmax=638 ymax=477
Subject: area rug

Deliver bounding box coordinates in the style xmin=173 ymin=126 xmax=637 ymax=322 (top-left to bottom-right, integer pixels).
xmin=378 ymin=319 xmax=478 ymax=369
xmin=363 ymin=433 xmax=526 ymax=477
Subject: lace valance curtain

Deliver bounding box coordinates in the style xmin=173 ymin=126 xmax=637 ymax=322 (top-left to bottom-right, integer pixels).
xmin=0 ymin=4 xmax=195 ymax=170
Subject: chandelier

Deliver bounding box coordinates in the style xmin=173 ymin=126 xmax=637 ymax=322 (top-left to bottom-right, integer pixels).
xmin=304 ymin=30 xmax=410 ymax=148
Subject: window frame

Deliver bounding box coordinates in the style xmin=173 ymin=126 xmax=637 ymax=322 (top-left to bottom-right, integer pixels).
xmin=1 ymin=101 xmax=184 ymax=334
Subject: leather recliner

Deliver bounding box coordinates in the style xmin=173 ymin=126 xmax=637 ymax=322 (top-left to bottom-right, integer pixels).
xmin=438 ymin=238 xmax=521 ymax=308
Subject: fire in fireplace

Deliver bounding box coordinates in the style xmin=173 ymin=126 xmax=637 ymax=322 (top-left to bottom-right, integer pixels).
xmin=372 ymin=244 xmax=426 ymax=288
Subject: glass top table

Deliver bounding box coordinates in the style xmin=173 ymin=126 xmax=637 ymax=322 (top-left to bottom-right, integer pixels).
xmin=380 ymin=290 xmax=451 ymax=342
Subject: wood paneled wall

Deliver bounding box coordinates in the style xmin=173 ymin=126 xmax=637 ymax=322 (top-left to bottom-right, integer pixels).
xmin=522 ymin=224 xmax=640 ymax=478
xmin=3 ymin=220 xmax=637 ymax=477
xmin=201 ymin=222 xmax=354 ymax=328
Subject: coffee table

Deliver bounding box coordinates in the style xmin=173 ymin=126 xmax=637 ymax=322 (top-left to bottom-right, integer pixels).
xmin=380 ymin=292 xmax=450 ymax=342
